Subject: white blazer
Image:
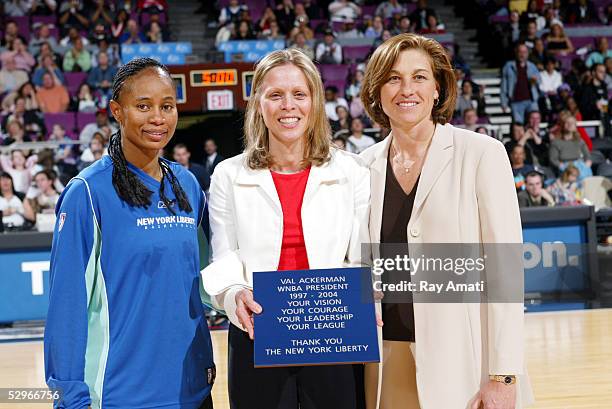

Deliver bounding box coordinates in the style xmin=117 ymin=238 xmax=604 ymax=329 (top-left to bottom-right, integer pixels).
xmin=360 ymin=123 xmax=535 ymax=409
xmin=202 ymin=149 xmax=371 ymax=330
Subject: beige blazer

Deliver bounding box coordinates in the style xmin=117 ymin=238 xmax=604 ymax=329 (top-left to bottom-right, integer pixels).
xmin=201 ymin=150 xmax=371 ymax=330
xmin=359 ymin=123 xmax=535 ymax=409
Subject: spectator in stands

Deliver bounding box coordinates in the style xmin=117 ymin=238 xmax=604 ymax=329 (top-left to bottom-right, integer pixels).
xmin=539 ymin=58 xmax=563 ymax=118
xmin=36 ymin=72 xmax=70 ymax=113
xmin=550 ymin=109 xmax=593 ymax=150
xmin=258 ymin=6 xmax=277 ymax=33
xmin=137 ymin=0 xmax=167 ymax=13
xmin=2 ymin=37 xmax=36 ymax=74
xmin=420 ymin=15 xmax=445 ymax=35
xmin=219 ymin=0 xmax=247 ymax=26
xmin=289 ymin=32 xmax=314 ymax=60
xmin=392 ymin=15 xmax=413 ymax=35
xmin=505 ymin=122 xmax=544 ymax=165
xmin=77 ymin=132 xmax=106 ymax=171
xmin=142 ymin=9 xmax=170 ymax=40
xmin=90 ymin=23 xmax=109 ymax=45
xmin=501 ymin=43 xmax=541 ymax=124
xmin=111 ymin=9 xmax=130 ymax=41
xmin=409 ymin=0 xmax=437 ymax=31
xmin=173 ymin=143 xmax=210 ymax=191
xmin=565 ymin=0 xmax=597 ymax=24
xmin=529 ymin=37 xmax=547 ymax=70
xmin=495 ymin=10 xmax=521 ymax=65
xmin=518 ymin=171 xmax=554 ymax=207
xmin=525 ymin=110 xmax=549 ymax=144
xmin=1 ymin=21 xmax=19 ymax=48
xmin=293 ymin=3 xmax=310 ymax=26
xmin=544 ymin=21 xmax=573 ymax=55
xmin=0 ymin=149 xmax=34 ymax=194
xmin=328 ymin=0 xmax=361 ymax=22
xmin=0 ymin=172 xmax=26 ymax=228
xmin=29 ymin=24 xmax=59 ymax=58
xmin=233 ymin=20 xmax=257 ymax=40
xmin=58 ymin=0 xmax=90 ymax=35
xmin=23 ymin=169 xmax=60 ymax=225
xmin=1 ymin=81 xmax=39 ymax=114
xmin=375 ymin=0 xmax=407 ymax=19
xmin=520 ymin=0 xmax=545 ymax=30
xmin=586 ymin=37 xmax=612 ymax=68
xmin=62 ymin=37 xmax=92 ymax=73
xmin=548 ymin=164 xmax=582 ymax=205
xmin=579 ymin=63 xmax=609 ymax=121
xmin=2 ymin=120 xmax=30 ymax=146
xmin=203 ymin=138 xmax=223 ymax=175
xmin=549 ymin=114 xmax=592 ymax=177
xmin=48 ymin=123 xmax=78 ymax=180
xmin=91 ymin=39 xmax=119 ymax=69
xmin=332 ymin=136 xmax=346 ymax=150
xmin=455 ymin=79 xmax=485 ymax=119
xmin=119 ymin=19 xmax=147 ymax=44
xmin=510 ymin=145 xmax=535 ymax=191
xmin=87 ymin=51 xmax=117 ymax=103
xmin=276 ymin=0 xmax=296 ymax=33
xmin=32 ymin=54 xmax=64 ymax=88
xmin=337 ymin=19 xmax=363 ymax=39
xmin=215 ymin=21 xmax=235 ymax=47
xmin=330 ymin=105 xmax=351 ymax=134
xmin=89 ymin=0 xmax=114 ymax=27
xmin=36 ymin=42 xmax=62 ymax=68
xmin=79 ymin=108 xmax=117 ymax=143
xmin=460 ymin=107 xmax=479 ymax=131
xmin=365 ymin=15 xmax=385 ymax=39
xmin=345 ymin=117 xmax=375 ymax=154
xmin=145 ymin=21 xmax=164 ymax=43
xmin=0 ymin=54 xmax=29 ymax=96
xmin=316 ymin=30 xmax=343 ymax=64
xmin=1 ymin=96 xmax=46 ymax=140
xmin=474 ymin=125 xmax=490 ymax=136
xmin=324 ymin=85 xmax=349 ymax=121
xmin=345 ymin=69 xmax=364 ymax=101
xmin=564 ymin=58 xmax=587 ymax=93
xmin=71 ymin=82 xmax=98 ymax=113
xmin=60 ymin=27 xmax=90 ymax=48
xmin=519 ymin=20 xmax=539 ymax=51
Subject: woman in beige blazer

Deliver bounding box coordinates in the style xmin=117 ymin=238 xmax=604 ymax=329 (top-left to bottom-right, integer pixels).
xmin=201 ymin=49 xmax=371 ymax=409
xmin=359 ymin=34 xmax=534 ymax=409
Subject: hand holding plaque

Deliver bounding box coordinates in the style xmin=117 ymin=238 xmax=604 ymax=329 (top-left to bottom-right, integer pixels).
xmin=235 ymin=289 xmax=262 ymax=340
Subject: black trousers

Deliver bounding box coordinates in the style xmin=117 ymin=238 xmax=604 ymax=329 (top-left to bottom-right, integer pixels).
xmin=228 ymin=324 xmax=365 ymax=409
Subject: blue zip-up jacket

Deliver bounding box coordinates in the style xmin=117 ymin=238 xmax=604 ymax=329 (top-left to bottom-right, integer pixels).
xmin=500 ymin=60 xmax=541 ymax=108
xmin=44 ymin=156 xmax=214 ymax=409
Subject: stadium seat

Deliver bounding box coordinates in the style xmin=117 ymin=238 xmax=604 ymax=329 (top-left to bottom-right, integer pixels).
xmin=596 ymin=162 xmax=612 ymax=178
xmin=76 ymin=112 xmax=97 ymax=132
xmin=44 ymin=112 xmax=76 ymax=139
xmin=12 ymin=16 xmax=31 ymax=41
xmin=319 ymin=64 xmax=350 ymax=82
xmin=342 ymin=45 xmax=371 ymax=63
xmin=64 ymin=72 xmax=88 ymax=97
xmin=582 ymin=176 xmax=612 ymax=209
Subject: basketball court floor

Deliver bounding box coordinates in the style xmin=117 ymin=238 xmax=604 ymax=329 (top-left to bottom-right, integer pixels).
xmin=1 ymin=308 xmax=611 ymax=409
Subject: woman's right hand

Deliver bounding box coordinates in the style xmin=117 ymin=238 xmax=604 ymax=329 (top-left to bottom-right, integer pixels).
xmin=235 ymin=289 xmax=262 ymax=340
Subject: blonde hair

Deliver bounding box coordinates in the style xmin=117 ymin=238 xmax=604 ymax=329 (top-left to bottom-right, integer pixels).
xmin=244 ymin=48 xmax=331 ymax=169
xmin=361 ymin=33 xmax=457 ymax=128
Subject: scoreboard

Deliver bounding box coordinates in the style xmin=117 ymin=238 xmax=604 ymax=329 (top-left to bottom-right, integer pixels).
xmin=169 ymin=63 xmax=255 ymax=112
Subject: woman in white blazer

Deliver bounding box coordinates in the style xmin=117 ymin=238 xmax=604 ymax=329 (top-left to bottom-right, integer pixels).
xmin=358 ymin=34 xmax=534 ymax=409
xmin=201 ymin=49 xmax=371 ymax=409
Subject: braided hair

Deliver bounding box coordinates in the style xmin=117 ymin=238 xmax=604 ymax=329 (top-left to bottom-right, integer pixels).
xmin=109 ymin=57 xmax=192 ymax=214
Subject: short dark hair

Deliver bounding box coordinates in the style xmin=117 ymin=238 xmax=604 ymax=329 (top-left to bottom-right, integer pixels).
xmin=525 ymin=171 xmax=543 ymax=183
xmin=173 ymin=143 xmax=189 ymax=152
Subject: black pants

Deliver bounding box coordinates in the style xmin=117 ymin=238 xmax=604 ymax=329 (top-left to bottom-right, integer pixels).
xmin=228 ymin=324 xmax=365 ymax=409
xmin=199 ymin=394 xmax=214 ymax=409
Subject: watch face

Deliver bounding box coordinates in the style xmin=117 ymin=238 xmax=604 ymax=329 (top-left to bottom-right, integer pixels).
xmin=504 ymin=376 xmax=513 ymax=384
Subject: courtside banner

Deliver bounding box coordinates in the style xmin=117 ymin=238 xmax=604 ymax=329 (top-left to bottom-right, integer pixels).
xmin=253 ymin=267 xmax=379 ymax=368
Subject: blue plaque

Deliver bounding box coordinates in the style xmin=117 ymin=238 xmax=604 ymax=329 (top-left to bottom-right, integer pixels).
xmin=253 ymin=267 xmax=379 ymax=367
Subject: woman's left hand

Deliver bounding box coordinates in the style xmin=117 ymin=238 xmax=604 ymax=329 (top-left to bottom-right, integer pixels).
xmin=471 ymin=380 xmax=516 ymax=409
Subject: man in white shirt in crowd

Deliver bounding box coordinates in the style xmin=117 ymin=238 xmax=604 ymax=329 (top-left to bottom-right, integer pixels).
xmin=539 ymin=58 xmax=563 ymax=97
xmin=345 ymin=117 xmax=376 ymax=154
xmin=328 ymin=0 xmax=361 ymax=22
xmin=324 ymin=85 xmax=349 ymax=121
xmin=316 ymin=30 xmax=343 ymax=64
xmin=79 ymin=108 xmax=117 ymax=144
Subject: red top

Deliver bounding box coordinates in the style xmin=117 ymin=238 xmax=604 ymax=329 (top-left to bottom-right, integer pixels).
xmin=271 ymin=167 xmax=311 ymax=271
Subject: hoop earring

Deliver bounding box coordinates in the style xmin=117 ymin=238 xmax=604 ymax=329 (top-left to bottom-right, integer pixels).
xmin=434 ymin=98 xmax=439 ymax=106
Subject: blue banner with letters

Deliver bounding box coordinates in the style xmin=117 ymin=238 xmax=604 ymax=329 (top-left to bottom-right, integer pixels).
xmin=253 ymin=267 xmax=380 ymax=367
xmin=217 ymin=40 xmax=286 ymax=63
xmin=0 ymin=250 xmax=51 ymax=323
xmin=121 ymin=42 xmax=192 ymax=65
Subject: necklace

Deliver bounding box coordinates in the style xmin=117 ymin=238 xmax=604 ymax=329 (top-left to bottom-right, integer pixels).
xmin=390 ymin=142 xmax=416 ymax=174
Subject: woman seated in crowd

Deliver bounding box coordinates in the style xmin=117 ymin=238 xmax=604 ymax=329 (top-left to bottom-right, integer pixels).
xmin=0 ymin=36 xmax=36 ymax=73
xmin=1 ymin=81 xmax=40 ymax=114
xmin=455 ymin=79 xmax=485 ymax=119
xmin=23 ymin=169 xmax=60 ymax=225
xmin=549 ymin=113 xmax=592 ymax=179
xmin=0 ymin=149 xmax=36 ymax=194
xmin=330 ymin=105 xmax=352 ymax=134
xmin=2 ymin=120 xmax=31 ymax=146
xmin=70 ymin=82 xmax=99 ymax=113
xmin=545 ymin=21 xmax=574 ymax=55
xmin=78 ymin=132 xmax=106 ymax=171
xmin=0 ymin=171 xmax=25 ymax=229
xmin=548 ymin=164 xmax=582 ymax=205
